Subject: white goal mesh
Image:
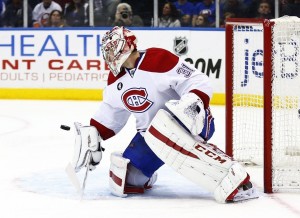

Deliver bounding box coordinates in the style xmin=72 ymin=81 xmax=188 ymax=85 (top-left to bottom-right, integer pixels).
xmin=226 ymin=16 xmax=300 ymax=192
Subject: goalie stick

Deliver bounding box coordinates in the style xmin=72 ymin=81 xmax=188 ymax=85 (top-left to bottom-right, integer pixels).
xmin=65 ymin=152 xmax=91 ymax=199
xmin=61 ymin=123 xmax=102 ymax=199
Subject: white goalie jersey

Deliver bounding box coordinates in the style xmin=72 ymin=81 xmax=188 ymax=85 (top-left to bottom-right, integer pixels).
xmin=91 ymin=47 xmax=213 ymax=139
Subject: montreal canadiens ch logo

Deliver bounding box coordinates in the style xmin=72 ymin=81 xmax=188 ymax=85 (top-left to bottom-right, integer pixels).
xmin=122 ymin=88 xmax=153 ymax=113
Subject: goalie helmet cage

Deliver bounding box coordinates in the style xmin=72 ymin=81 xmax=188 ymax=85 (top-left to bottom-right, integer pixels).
xmin=225 ymin=16 xmax=300 ymax=193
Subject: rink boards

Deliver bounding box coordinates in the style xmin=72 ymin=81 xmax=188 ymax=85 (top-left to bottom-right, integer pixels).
xmin=0 ymin=28 xmax=225 ymax=104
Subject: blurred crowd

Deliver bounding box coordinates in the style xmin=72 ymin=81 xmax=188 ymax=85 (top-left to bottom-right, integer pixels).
xmin=0 ymin=0 xmax=299 ymax=28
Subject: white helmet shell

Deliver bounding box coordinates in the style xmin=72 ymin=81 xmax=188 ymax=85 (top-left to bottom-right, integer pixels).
xmin=101 ymin=26 xmax=138 ymax=76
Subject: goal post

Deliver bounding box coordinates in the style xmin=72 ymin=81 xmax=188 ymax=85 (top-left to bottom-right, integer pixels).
xmin=225 ymin=16 xmax=300 ymax=193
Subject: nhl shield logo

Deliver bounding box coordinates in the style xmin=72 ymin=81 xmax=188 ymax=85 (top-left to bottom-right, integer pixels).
xmin=174 ymin=37 xmax=188 ymax=56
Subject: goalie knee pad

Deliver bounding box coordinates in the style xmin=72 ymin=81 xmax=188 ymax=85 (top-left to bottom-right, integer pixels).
xmin=109 ymin=152 xmax=130 ymax=197
xmin=109 ymin=152 xmax=158 ymax=197
xmin=144 ymin=109 xmax=252 ymax=203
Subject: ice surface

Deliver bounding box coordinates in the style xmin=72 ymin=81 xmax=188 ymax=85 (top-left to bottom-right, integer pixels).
xmin=0 ymin=100 xmax=299 ymax=218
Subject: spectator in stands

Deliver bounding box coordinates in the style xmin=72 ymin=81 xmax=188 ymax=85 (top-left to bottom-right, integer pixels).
xmin=64 ymin=0 xmax=89 ymax=27
xmin=93 ymin=0 xmax=120 ymax=26
xmin=2 ymin=0 xmax=32 ymax=27
xmin=158 ymin=2 xmax=181 ymax=27
xmin=192 ymin=0 xmax=215 ymax=27
xmin=180 ymin=14 xmax=191 ymax=27
xmin=47 ymin=9 xmax=65 ymax=26
xmin=245 ymin=0 xmax=274 ymax=18
xmin=111 ymin=2 xmax=143 ymax=27
xmin=32 ymin=0 xmax=62 ymax=27
xmin=280 ymin=0 xmax=300 ymax=17
xmin=173 ymin=0 xmax=194 ymax=17
xmin=173 ymin=0 xmax=194 ymax=27
xmin=255 ymin=1 xmax=273 ymax=19
xmin=221 ymin=0 xmax=247 ymax=19
xmin=220 ymin=11 xmax=235 ymax=28
xmin=121 ymin=0 xmax=154 ymax=27
xmin=194 ymin=14 xmax=210 ymax=27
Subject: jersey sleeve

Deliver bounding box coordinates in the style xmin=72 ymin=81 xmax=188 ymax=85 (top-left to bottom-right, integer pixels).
xmin=144 ymin=49 xmax=212 ymax=108
xmin=139 ymin=48 xmax=213 ymax=108
xmin=91 ymin=101 xmax=131 ymax=140
xmin=169 ymin=57 xmax=213 ymax=107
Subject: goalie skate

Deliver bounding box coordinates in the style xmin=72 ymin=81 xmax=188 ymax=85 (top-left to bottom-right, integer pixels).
xmin=230 ymin=180 xmax=259 ymax=203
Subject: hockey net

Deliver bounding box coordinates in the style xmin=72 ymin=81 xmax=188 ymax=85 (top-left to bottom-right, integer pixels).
xmin=225 ymin=16 xmax=300 ymax=193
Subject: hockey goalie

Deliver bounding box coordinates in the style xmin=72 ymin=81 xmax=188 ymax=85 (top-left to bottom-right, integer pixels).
xmin=69 ymin=26 xmax=258 ymax=203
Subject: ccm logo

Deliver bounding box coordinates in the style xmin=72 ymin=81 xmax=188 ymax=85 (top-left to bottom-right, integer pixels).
xmin=195 ymin=144 xmax=227 ymax=164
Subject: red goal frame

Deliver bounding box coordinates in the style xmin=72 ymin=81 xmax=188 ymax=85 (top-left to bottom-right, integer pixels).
xmin=225 ymin=18 xmax=275 ymax=193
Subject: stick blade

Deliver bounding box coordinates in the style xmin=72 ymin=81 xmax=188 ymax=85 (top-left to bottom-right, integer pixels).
xmin=65 ymin=162 xmax=83 ymax=195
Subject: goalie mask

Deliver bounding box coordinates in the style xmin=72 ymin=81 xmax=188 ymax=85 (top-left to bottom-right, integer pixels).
xmin=101 ymin=26 xmax=138 ymax=76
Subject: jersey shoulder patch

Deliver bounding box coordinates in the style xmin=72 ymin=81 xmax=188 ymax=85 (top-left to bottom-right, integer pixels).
xmin=139 ymin=48 xmax=179 ymax=73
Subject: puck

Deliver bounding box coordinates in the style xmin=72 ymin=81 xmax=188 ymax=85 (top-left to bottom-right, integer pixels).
xmin=60 ymin=125 xmax=71 ymax=131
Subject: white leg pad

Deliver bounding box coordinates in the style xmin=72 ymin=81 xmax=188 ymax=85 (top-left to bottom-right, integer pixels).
xmin=109 ymin=151 xmax=130 ymax=197
xmin=144 ymin=109 xmax=248 ymax=203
